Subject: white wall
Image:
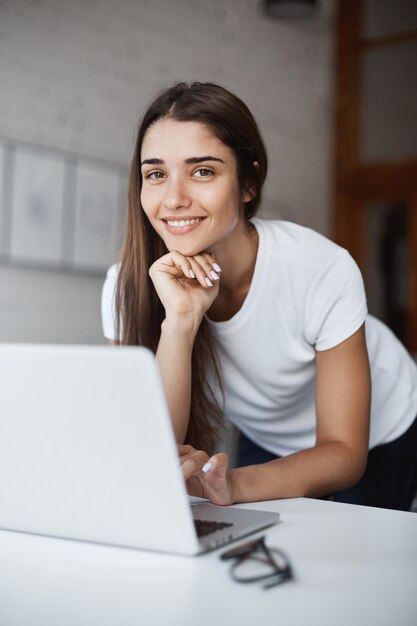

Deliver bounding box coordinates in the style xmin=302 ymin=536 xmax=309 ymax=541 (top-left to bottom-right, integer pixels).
xmin=0 ymin=265 xmax=104 ymax=344
xmin=0 ymin=0 xmax=334 ymax=344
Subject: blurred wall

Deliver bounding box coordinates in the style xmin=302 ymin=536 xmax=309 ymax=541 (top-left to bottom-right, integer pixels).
xmin=0 ymin=0 xmax=334 ymax=344
xmin=0 ymin=264 xmax=104 ymax=343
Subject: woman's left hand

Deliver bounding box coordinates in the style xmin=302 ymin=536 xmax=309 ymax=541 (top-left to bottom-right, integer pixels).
xmin=178 ymin=445 xmax=234 ymax=506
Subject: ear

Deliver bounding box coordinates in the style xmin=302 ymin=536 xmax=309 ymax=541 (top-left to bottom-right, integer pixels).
xmin=242 ymin=161 xmax=259 ymax=203
xmin=242 ymin=189 xmax=252 ymax=203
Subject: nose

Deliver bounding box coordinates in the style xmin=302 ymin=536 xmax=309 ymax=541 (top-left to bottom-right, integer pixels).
xmin=163 ymin=175 xmax=192 ymax=211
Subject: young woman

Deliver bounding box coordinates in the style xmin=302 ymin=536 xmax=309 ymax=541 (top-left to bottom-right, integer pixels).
xmin=102 ymin=82 xmax=417 ymax=511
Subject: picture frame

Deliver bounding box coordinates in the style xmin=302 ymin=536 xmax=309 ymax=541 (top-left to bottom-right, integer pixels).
xmin=9 ymin=148 xmax=66 ymax=266
xmin=71 ymin=162 xmax=126 ymax=272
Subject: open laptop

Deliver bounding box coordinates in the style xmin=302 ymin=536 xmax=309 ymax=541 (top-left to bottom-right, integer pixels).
xmin=0 ymin=344 xmax=279 ymax=556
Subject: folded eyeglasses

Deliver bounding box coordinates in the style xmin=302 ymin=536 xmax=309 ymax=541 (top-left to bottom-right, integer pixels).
xmin=220 ymin=535 xmax=294 ymax=589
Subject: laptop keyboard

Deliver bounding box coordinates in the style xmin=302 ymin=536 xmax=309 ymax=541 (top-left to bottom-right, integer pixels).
xmin=194 ymin=518 xmax=234 ymax=537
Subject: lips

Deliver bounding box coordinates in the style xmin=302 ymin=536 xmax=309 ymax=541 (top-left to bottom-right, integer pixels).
xmin=162 ymin=216 xmax=206 ymax=235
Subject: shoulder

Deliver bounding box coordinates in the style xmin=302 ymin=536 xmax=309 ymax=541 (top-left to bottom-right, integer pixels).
xmin=101 ymin=264 xmax=120 ymax=340
xmin=251 ymin=219 xmax=367 ymax=349
xmin=252 ymin=218 xmax=354 ymax=272
xmin=105 ymin=263 xmax=120 ymax=283
xmin=101 ymin=264 xmax=120 ymax=305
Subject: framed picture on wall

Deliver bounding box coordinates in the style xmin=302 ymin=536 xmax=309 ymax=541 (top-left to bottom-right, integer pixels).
xmin=71 ymin=163 xmax=126 ymax=273
xmin=9 ymin=149 xmax=66 ymax=266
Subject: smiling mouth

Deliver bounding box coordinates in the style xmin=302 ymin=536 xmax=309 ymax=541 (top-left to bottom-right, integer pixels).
xmin=162 ymin=216 xmax=207 ymax=235
xmin=164 ymin=217 xmax=205 ymax=227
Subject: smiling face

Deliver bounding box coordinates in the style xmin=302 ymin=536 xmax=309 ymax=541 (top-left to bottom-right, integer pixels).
xmin=140 ymin=118 xmax=251 ymax=257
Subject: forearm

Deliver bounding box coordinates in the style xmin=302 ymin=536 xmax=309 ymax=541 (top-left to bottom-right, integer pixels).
xmin=229 ymin=441 xmax=367 ymax=503
xmin=156 ymin=315 xmax=201 ymax=444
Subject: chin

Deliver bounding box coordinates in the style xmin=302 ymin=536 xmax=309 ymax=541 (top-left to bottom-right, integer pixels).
xmin=167 ymin=243 xmax=204 ymax=257
xmin=164 ymin=235 xmax=208 ymax=257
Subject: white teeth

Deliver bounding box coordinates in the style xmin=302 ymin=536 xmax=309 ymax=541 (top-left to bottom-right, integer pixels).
xmin=166 ymin=218 xmax=202 ymax=227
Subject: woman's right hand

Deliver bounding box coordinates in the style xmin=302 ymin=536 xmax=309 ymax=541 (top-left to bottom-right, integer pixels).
xmin=149 ymin=250 xmax=221 ymax=323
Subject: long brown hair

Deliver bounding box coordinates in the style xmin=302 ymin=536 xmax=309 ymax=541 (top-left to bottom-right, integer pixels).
xmin=115 ymin=82 xmax=268 ymax=453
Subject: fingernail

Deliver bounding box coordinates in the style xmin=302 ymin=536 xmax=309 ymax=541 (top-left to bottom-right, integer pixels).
xmin=189 ymin=269 xmax=195 ymax=278
xmin=213 ymin=263 xmax=222 ymax=272
xmin=202 ymin=461 xmax=212 ymax=473
xmin=210 ymin=270 xmax=220 ymax=280
xmin=205 ymin=277 xmax=213 ymax=287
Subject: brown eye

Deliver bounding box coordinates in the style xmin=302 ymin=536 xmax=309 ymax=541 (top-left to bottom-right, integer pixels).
xmin=146 ymin=171 xmax=164 ymax=180
xmin=194 ymin=168 xmax=213 ymax=177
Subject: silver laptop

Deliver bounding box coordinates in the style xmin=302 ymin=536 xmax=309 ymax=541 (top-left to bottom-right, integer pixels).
xmin=0 ymin=344 xmax=279 ymax=555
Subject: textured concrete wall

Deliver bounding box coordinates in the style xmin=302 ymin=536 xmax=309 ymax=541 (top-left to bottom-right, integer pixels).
xmin=0 ymin=0 xmax=333 ymax=343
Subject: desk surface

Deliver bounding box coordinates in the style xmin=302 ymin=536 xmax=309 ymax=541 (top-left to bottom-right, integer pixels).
xmin=1 ymin=497 xmax=416 ymax=626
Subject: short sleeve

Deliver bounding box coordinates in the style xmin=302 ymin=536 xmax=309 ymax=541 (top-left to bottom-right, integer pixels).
xmin=101 ymin=264 xmax=119 ymax=340
xmin=304 ymin=249 xmax=368 ymax=351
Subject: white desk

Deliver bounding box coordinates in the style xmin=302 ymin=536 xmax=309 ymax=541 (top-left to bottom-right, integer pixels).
xmin=1 ymin=497 xmax=416 ymax=626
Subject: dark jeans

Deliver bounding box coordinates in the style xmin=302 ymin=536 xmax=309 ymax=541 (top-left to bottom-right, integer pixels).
xmin=236 ymin=414 xmax=417 ymax=511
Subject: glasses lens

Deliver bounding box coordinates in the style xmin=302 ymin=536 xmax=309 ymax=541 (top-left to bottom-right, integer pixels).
xmin=234 ymin=556 xmax=277 ymax=580
xmin=233 ymin=550 xmax=290 ymax=582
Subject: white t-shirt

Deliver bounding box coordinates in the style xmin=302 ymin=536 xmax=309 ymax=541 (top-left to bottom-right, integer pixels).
xmin=101 ymin=219 xmax=417 ymax=456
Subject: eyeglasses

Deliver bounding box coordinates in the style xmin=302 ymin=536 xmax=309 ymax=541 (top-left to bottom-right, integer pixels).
xmin=220 ymin=535 xmax=294 ymax=589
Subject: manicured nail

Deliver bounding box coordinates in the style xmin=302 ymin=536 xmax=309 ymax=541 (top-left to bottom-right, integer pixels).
xmin=205 ymin=277 xmax=213 ymax=287
xmin=189 ymin=269 xmax=195 ymax=278
xmin=210 ymin=270 xmax=220 ymax=281
xmin=202 ymin=462 xmax=212 ymax=473
xmin=213 ymin=263 xmax=222 ymax=272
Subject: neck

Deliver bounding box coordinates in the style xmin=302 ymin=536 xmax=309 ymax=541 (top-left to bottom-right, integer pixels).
xmin=210 ymin=219 xmax=259 ymax=297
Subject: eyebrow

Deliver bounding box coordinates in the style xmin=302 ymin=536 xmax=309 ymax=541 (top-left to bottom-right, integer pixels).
xmin=140 ymin=155 xmax=225 ymax=167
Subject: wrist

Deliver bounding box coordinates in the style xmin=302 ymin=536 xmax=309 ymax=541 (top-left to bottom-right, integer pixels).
xmin=228 ymin=468 xmax=245 ymax=504
xmin=161 ymin=314 xmax=202 ymax=338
